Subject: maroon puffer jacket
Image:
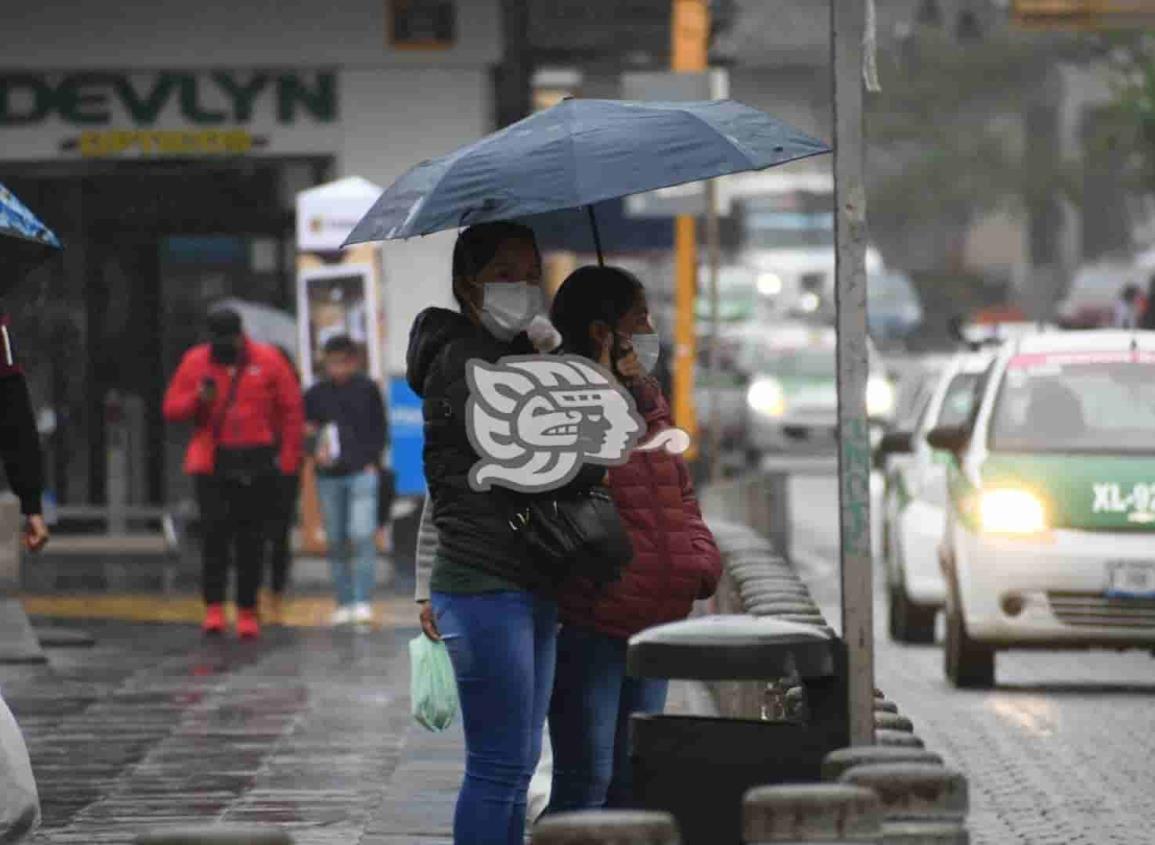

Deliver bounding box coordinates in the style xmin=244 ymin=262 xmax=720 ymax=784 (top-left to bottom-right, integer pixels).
xmin=558 ymin=377 xmax=722 ymax=639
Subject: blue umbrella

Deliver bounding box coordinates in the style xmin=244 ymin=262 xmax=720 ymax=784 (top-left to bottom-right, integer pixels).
xmin=343 ymin=98 xmax=829 ymax=260
xmin=0 ymin=182 xmax=61 ymax=250
xmin=0 ymin=182 xmax=62 ymax=275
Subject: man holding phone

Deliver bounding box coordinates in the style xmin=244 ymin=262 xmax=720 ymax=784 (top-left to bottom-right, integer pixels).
xmin=164 ymin=308 xmax=303 ymax=638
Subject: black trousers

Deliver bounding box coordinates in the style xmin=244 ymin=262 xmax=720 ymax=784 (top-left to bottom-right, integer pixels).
xmin=265 ymin=474 xmax=299 ymax=595
xmin=196 ymin=474 xmax=274 ymax=609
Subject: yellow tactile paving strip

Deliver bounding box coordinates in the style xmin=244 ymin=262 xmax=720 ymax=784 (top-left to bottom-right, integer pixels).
xmin=21 ymin=593 xmax=420 ymax=629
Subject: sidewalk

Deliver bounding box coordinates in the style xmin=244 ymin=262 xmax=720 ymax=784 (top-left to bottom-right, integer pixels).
xmin=5 ymin=616 xmax=455 ymax=844
xmin=6 ymin=612 xmax=709 ymax=844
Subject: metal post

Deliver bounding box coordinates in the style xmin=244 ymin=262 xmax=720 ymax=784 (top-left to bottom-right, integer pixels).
xmin=706 ymin=179 xmax=722 ymax=480
xmin=671 ymin=0 xmax=708 ymax=456
xmin=831 ymin=0 xmax=875 ymax=746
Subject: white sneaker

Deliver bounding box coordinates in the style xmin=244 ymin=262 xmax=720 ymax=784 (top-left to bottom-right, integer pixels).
xmin=330 ymin=605 xmax=354 ymax=627
xmin=353 ymin=602 xmax=374 ymax=626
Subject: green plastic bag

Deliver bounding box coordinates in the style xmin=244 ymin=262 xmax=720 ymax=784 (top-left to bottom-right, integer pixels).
xmin=409 ymin=634 xmax=459 ymax=732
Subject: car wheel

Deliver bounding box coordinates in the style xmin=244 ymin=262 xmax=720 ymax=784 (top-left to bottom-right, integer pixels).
xmin=944 ymin=590 xmax=995 ymax=689
xmin=890 ymin=583 xmax=936 ymax=644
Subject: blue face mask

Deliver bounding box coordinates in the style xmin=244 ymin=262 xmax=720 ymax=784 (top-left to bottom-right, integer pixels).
xmin=631 ymin=332 xmax=661 ymax=374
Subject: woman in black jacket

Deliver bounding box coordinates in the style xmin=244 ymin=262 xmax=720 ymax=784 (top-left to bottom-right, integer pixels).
xmin=408 ymin=222 xmax=591 ymax=845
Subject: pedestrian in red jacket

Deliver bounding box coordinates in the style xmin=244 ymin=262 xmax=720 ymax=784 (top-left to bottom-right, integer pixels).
xmin=163 ymin=308 xmax=304 ymax=638
xmin=545 ymin=266 xmax=721 ymax=812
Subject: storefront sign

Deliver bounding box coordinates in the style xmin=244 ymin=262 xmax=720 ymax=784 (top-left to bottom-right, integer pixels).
xmin=0 ymin=70 xmax=339 ymax=160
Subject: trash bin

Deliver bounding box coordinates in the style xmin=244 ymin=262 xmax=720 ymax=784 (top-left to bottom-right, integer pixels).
xmin=626 ymin=616 xmax=849 ymax=845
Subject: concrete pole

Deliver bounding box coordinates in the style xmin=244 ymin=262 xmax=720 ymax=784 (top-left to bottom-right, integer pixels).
xmin=831 ymin=0 xmax=875 ymax=746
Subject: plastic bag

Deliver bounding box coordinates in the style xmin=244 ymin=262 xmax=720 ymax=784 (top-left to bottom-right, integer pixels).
xmin=409 ymin=635 xmax=459 ymax=732
xmin=0 ymin=691 xmax=39 ymax=842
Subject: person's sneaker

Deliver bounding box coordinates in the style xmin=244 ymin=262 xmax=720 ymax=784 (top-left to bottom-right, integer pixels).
xmin=236 ymin=609 xmax=261 ymax=640
xmin=330 ymin=605 xmax=354 ymax=627
xmin=202 ymin=604 xmax=226 ymax=636
xmin=353 ymin=602 xmax=374 ymax=627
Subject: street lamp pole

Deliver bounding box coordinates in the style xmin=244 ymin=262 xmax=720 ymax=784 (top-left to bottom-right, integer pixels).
xmin=831 ymin=0 xmax=875 ymax=746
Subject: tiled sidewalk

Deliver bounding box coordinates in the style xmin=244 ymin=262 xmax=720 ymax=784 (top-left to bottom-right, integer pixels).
xmin=3 ymin=617 xmax=455 ymax=844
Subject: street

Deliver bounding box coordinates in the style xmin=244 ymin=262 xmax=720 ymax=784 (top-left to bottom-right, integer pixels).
xmin=790 ymin=474 xmax=1155 ymax=844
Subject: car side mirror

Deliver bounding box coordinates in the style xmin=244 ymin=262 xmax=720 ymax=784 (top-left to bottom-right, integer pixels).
xmin=926 ymin=425 xmax=969 ymax=456
xmin=878 ymin=430 xmax=913 ymax=457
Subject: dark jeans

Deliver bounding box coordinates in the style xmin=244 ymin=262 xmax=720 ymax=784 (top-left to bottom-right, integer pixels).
xmin=196 ymin=474 xmax=273 ymax=610
xmin=547 ymin=624 xmax=669 ymax=812
xmin=265 ymin=474 xmax=299 ymax=595
xmin=431 ymin=590 xmax=558 ymax=845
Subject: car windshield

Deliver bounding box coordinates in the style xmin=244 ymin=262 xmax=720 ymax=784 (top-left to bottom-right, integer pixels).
xmin=989 ymin=352 xmax=1155 ymax=454
xmin=753 ymin=348 xmax=835 ymax=380
xmin=937 ymin=373 xmax=981 ymax=428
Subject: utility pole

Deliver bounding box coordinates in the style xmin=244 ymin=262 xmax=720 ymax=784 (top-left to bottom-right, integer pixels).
xmin=671 ymin=0 xmax=708 ymax=457
xmin=831 ymin=0 xmax=875 ymax=746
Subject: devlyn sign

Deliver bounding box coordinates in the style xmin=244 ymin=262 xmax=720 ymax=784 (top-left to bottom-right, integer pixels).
xmin=0 ymin=70 xmax=339 ymax=160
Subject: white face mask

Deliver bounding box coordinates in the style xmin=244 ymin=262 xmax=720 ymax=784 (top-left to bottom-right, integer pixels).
xmin=479 ymin=282 xmax=544 ymax=341
xmin=631 ymin=332 xmax=661 ymax=374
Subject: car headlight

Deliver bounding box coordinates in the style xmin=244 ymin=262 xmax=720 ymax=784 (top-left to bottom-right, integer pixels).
xmin=866 ymin=376 xmax=895 ymax=419
xmin=747 ymin=377 xmax=787 ymax=417
xmin=757 ymin=272 xmax=784 ymax=297
xmin=979 ymin=489 xmax=1048 ymax=535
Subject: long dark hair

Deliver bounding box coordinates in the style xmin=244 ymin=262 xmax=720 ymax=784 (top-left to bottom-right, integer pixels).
xmin=549 ymin=265 xmax=644 ymax=360
xmin=451 ymin=221 xmax=540 ymax=312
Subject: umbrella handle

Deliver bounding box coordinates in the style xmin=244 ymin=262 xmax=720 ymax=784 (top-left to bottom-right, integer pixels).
xmin=586 ymin=205 xmax=605 ymax=267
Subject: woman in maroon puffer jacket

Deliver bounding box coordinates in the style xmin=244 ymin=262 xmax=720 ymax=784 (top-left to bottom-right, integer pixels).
xmin=545 ymin=265 xmax=722 ymax=813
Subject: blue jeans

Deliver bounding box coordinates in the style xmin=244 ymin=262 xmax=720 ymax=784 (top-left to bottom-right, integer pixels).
xmin=315 ymin=471 xmax=378 ymax=607
xmin=431 ymin=590 xmax=558 ymax=845
xmin=547 ymin=624 xmax=669 ymax=812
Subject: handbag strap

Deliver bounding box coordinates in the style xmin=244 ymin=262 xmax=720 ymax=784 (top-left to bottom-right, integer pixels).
xmin=210 ymin=349 xmax=247 ymax=445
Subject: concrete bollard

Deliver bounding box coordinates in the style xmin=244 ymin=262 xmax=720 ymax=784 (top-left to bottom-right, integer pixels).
xmin=748 ymin=602 xmax=822 ymax=617
xmin=839 ymin=764 xmax=969 ymax=844
xmin=821 ymin=746 xmax=944 ymax=782
xmin=532 ymin=810 xmax=680 ymax=844
xmin=135 ymin=827 xmax=293 ymax=844
xmin=875 ymin=730 xmax=925 ymax=749
xmin=743 ymin=783 xmax=882 ymax=843
xmin=873 ymin=712 xmax=914 ymax=733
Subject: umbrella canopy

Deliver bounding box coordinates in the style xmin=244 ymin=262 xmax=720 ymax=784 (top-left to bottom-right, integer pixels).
xmin=0 ymin=182 xmax=61 ymax=250
xmin=213 ymin=298 xmax=298 ymax=357
xmin=343 ymin=98 xmax=830 ymax=246
xmin=0 ymin=181 xmax=62 ymax=280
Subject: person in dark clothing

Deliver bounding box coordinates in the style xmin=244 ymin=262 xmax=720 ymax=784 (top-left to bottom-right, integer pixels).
xmin=545 ymin=266 xmax=720 ymax=812
xmin=1141 ymin=274 xmax=1155 ymax=330
xmin=304 ymin=334 xmax=388 ymax=627
xmin=410 ymin=221 xmax=601 ymax=845
xmin=262 ymin=345 xmax=302 ymax=625
xmin=0 ymin=312 xmax=48 ymax=552
xmin=163 ymin=308 xmax=304 ymax=639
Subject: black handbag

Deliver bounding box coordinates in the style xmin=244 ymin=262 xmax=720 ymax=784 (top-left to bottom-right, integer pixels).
xmin=508 ymin=487 xmax=633 ymax=586
xmin=210 ymin=351 xmax=277 ymax=485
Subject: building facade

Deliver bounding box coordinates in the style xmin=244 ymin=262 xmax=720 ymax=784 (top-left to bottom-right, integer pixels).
xmin=1 ymin=0 xmax=499 ymax=510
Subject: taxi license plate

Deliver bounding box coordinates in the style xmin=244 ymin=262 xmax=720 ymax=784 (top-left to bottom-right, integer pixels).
xmin=1105 ymin=561 xmax=1155 ymax=599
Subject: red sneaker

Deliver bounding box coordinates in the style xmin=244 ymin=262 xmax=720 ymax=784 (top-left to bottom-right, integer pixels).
xmin=202 ymin=604 xmax=226 ymax=636
xmin=236 ymin=608 xmax=261 ymax=640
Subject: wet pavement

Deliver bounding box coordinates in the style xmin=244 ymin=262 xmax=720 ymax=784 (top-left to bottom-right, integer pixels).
xmin=3 ymin=617 xmax=456 ymax=844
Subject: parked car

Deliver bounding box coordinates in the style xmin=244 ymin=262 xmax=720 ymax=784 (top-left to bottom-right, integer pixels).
xmin=877 ymin=351 xmax=993 ymax=643
xmin=932 ymin=330 xmax=1155 ymax=687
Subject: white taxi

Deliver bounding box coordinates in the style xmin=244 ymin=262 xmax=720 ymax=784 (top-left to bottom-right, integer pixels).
xmin=932 ymin=331 xmax=1155 ymax=687
xmin=877 ymin=351 xmax=992 ymax=643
